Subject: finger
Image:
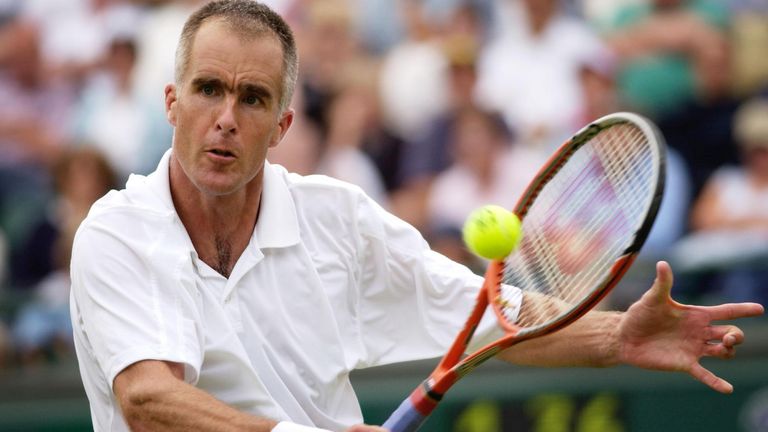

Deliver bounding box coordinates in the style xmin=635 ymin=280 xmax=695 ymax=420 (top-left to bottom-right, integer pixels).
xmin=703 ymin=342 xmax=736 ymax=359
xmin=706 ymin=325 xmax=744 ymax=347
xmin=699 ymin=302 xmax=764 ymax=321
xmin=689 ymin=362 xmax=734 ymax=394
xmin=649 ymin=261 xmax=674 ymax=303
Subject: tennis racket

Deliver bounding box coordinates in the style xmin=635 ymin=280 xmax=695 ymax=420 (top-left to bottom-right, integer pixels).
xmin=382 ymin=112 xmax=666 ymax=432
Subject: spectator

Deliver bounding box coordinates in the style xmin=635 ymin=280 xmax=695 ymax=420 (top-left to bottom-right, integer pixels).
xmin=398 ymin=7 xmax=487 ymax=186
xmin=601 ymin=0 xmax=737 ymax=197
xmin=575 ymin=46 xmax=692 ymax=260
xmin=426 ymin=106 xmax=541 ymax=259
xmin=295 ymin=0 xmax=359 ymax=138
xmin=392 ymin=32 xmax=482 ymax=230
xmin=19 ymin=0 xmax=142 ymax=85
xmin=73 ymin=36 xmax=147 ymax=182
xmin=11 ymin=147 xmax=117 ymax=365
xmin=378 ymin=0 xmax=450 ymax=139
xmin=690 ymin=98 xmax=768 ymax=233
xmin=679 ymin=97 xmax=768 ymax=305
xmin=0 ymin=19 xmax=75 ymax=287
xmin=475 ymin=0 xmax=608 ymax=153
xmin=0 ymin=19 xmax=74 ymax=167
xmin=602 ymin=0 xmax=730 ymax=118
xmin=316 ymin=59 xmax=390 ymax=207
xmin=575 ymin=46 xmax=619 ymax=126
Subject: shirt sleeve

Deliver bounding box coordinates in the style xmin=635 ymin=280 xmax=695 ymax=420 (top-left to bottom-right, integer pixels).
xmin=351 ymin=192 xmax=518 ymax=368
xmin=70 ymin=210 xmax=204 ymax=390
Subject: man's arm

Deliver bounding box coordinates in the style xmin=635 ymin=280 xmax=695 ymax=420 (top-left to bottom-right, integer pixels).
xmin=498 ymin=261 xmax=764 ymax=393
xmin=114 ymin=360 xmax=278 ymax=431
xmin=113 ymin=360 xmax=389 ymax=432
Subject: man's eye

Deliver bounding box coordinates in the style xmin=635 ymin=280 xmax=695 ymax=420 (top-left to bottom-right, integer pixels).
xmin=243 ymin=94 xmax=259 ymax=105
xmin=202 ymin=85 xmax=215 ymax=96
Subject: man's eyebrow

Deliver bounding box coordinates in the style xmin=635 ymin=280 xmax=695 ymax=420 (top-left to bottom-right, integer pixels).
xmin=239 ymin=82 xmax=274 ymax=99
xmin=190 ymin=76 xmax=223 ymax=88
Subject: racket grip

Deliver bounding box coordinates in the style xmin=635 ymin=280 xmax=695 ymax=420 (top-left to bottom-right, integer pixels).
xmin=381 ymin=397 xmax=426 ymax=432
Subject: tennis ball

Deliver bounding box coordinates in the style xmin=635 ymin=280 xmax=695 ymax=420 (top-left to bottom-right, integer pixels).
xmin=462 ymin=205 xmax=522 ymax=260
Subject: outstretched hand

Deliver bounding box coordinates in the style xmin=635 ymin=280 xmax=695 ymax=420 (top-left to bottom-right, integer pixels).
xmin=617 ymin=261 xmax=764 ymax=393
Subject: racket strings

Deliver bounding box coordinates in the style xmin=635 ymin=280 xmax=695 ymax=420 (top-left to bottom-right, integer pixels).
xmin=521 ymin=127 xmax=651 ymax=323
xmin=498 ymin=123 xmax=657 ymax=329
xmin=552 ymin=127 xmax=652 ymax=301
xmin=544 ymin=129 xmax=650 ymax=306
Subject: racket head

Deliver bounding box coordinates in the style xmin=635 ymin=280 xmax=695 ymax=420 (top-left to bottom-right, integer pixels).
xmin=489 ymin=112 xmax=666 ymax=336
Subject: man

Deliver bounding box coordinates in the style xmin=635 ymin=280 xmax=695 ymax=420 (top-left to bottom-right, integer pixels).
xmin=69 ymin=1 xmax=764 ymax=431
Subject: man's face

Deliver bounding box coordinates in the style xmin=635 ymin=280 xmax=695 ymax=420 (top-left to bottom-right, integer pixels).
xmin=165 ymin=19 xmax=293 ymax=197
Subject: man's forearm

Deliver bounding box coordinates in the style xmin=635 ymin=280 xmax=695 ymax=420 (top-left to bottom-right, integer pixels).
xmin=115 ymin=361 xmax=278 ymax=432
xmin=123 ymin=380 xmax=278 ymax=431
xmin=497 ymin=308 xmax=622 ymax=368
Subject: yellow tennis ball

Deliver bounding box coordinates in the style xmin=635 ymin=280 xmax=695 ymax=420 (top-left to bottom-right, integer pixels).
xmin=462 ymin=205 xmax=522 ymax=260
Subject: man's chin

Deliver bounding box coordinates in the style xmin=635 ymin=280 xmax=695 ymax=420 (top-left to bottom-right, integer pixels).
xmin=193 ymin=176 xmax=243 ymax=197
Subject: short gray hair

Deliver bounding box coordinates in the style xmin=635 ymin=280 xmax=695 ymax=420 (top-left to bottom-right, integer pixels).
xmin=175 ymin=0 xmax=298 ymax=112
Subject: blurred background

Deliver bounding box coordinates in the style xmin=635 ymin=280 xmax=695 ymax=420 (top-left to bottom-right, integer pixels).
xmin=0 ymin=0 xmax=766 ymax=430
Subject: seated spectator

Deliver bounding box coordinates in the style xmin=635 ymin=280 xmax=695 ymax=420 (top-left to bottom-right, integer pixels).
xmin=0 ymin=18 xmax=76 ymax=289
xmin=679 ymin=97 xmax=768 ymax=305
xmin=575 ymin=43 xmax=692 ymax=261
xmin=426 ymin=106 xmax=542 ymax=265
xmin=392 ymin=32 xmax=482 ymax=230
xmin=295 ymin=0 xmax=360 ymax=138
xmin=601 ymin=0 xmax=730 ymax=118
xmin=11 ymin=147 xmax=117 ymax=365
xmin=378 ymin=0 xmax=450 ymax=140
xmin=0 ymin=19 xmax=74 ymax=167
xmin=600 ymin=0 xmax=741 ymax=202
xmin=73 ymin=36 xmax=147 ymax=183
xmin=316 ymin=59 xmax=390 ymax=207
xmin=475 ymin=0 xmax=608 ymax=153
xmin=690 ymin=98 xmax=768 ymax=233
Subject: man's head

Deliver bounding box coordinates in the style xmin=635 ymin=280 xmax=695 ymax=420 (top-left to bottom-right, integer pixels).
xmin=165 ymin=1 xmax=297 ymax=198
xmin=175 ymin=0 xmax=298 ymax=112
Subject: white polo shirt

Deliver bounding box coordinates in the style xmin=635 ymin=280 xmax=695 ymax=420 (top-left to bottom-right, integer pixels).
xmin=70 ymin=150 xmax=514 ymax=431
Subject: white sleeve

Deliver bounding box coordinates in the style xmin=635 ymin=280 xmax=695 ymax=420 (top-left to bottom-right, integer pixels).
xmin=352 ymin=193 xmax=517 ymax=368
xmin=70 ymin=211 xmax=204 ymax=390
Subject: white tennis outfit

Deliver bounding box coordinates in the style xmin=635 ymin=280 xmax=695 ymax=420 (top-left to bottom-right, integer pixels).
xmin=70 ymin=150 xmax=518 ymax=431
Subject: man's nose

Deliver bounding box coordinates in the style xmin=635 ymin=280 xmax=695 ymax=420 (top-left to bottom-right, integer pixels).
xmin=215 ymin=98 xmax=238 ymax=134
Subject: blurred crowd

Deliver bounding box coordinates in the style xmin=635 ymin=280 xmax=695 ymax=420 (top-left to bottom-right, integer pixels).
xmin=0 ymin=0 xmax=766 ymax=368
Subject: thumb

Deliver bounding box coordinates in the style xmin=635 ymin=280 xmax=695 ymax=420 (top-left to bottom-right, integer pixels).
xmin=648 ymin=261 xmax=674 ymax=303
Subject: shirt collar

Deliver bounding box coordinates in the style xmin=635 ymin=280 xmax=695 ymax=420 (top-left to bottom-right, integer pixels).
xmin=141 ymin=149 xmax=300 ymax=250
xmin=255 ymin=160 xmax=301 ymax=249
xmin=142 ymin=148 xmax=175 ymax=212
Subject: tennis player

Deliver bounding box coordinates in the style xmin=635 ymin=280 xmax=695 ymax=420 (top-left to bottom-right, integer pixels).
xmin=69 ymin=1 xmax=764 ymax=431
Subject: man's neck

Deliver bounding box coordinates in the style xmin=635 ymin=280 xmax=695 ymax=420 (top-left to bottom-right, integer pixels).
xmin=169 ymin=158 xmax=262 ymax=277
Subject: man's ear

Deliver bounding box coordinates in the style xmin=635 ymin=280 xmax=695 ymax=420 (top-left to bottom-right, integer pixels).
xmin=270 ymin=109 xmax=295 ymax=149
xmin=165 ymin=84 xmax=178 ymax=127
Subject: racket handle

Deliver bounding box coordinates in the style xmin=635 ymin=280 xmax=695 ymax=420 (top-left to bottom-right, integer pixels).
xmin=381 ymin=397 xmax=426 ymax=432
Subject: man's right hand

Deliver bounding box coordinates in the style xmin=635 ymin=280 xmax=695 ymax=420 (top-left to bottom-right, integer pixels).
xmin=345 ymin=426 xmax=389 ymax=432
